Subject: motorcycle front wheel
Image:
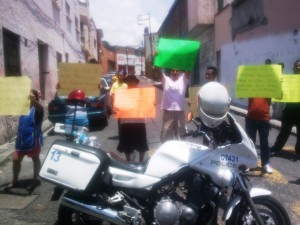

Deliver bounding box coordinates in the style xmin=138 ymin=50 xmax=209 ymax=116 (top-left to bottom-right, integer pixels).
xmin=226 ymin=195 xmax=291 ymax=225
xmin=58 ymin=205 xmax=104 ymax=225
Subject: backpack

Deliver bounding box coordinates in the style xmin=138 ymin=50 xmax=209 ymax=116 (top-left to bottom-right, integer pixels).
xmin=15 ymin=107 xmax=37 ymax=151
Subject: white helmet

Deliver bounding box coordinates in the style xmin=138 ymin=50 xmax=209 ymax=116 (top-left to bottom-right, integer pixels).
xmin=197 ymin=82 xmax=231 ymax=128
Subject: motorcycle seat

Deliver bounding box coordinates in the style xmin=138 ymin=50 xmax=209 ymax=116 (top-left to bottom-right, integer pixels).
xmin=107 ymin=152 xmax=149 ymax=174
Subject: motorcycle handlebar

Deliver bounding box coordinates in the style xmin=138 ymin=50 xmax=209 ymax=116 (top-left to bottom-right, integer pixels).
xmin=180 ymin=125 xmax=217 ymax=149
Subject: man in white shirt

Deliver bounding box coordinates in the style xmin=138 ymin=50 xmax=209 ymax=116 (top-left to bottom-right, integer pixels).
xmin=159 ymin=68 xmax=190 ymax=142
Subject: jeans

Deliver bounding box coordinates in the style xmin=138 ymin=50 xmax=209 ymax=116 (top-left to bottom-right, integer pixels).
xmin=245 ymin=117 xmax=270 ymax=166
xmin=272 ymin=120 xmax=300 ymax=154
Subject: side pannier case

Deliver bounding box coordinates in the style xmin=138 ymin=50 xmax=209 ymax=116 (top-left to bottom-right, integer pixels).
xmin=39 ymin=139 xmax=110 ymax=192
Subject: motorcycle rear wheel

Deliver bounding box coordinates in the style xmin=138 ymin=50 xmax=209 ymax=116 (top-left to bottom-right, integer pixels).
xmin=226 ymin=195 xmax=291 ymax=225
xmin=58 ymin=205 xmax=104 ymax=225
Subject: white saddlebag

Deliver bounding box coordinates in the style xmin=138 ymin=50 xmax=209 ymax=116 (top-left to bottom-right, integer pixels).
xmin=39 ymin=139 xmax=109 ymax=192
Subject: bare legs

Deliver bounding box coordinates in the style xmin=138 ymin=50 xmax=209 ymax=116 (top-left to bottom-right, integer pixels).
xmin=11 ymin=154 xmax=25 ymax=186
xmin=125 ymin=152 xmax=145 ymax=162
xmin=125 ymin=152 xmax=131 ymax=161
xmin=7 ymin=153 xmax=40 ymax=190
xmin=139 ymin=152 xmax=145 ymax=162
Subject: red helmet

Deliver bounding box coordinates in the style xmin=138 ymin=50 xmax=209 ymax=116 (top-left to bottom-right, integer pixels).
xmin=68 ymin=89 xmax=85 ymax=101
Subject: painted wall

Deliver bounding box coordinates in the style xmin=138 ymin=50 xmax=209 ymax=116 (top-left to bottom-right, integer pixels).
xmin=220 ymin=33 xmax=300 ymax=106
xmin=215 ymin=5 xmax=232 ymax=52
xmin=100 ymin=45 xmax=116 ymax=75
xmin=0 ymin=0 xmax=84 ymax=101
xmin=215 ymin=0 xmax=300 ymax=117
xmin=0 ymin=0 xmax=85 ymax=144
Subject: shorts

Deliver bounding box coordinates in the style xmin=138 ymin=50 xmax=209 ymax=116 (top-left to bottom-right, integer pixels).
xmin=14 ymin=143 xmax=41 ymax=158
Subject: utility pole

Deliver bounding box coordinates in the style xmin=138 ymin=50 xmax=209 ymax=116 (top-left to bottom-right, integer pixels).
xmin=137 ymin=13 xmax=154 ymax=82
xmin=126 ymin=47 xmax=128 ymax=74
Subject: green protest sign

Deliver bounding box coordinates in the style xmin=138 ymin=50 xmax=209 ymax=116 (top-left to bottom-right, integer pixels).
xmin=272 ymin=75 xmax=300 ymax=102
xmin=235 ymin=65 xmax=282 ymax=98
xmin=154 ymin=38 xmax=201 ymax=71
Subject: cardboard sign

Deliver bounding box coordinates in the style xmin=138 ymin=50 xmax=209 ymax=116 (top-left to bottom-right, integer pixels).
xmin=235 ymin=65 xmax=282 ymax=98
xmin=58 ymin=63 xmax=101 ymax=96
xmin=0 ymin=76 xmax=31 ymax=115
xmin=188 ymin=86 xmax=201 ymax=117
xmin=154 ymin=38 xmax=201 ymax=71
xmin=114 ymin=87 xmax=156 ymax=118
xmin=272 ymin=75 xmax=300 ymax=102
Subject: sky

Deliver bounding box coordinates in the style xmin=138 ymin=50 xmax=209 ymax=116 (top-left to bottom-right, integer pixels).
xmin=88 ymin=0 xmax=175 ymax=47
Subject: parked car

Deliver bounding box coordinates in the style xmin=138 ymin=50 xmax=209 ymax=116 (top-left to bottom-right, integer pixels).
xmin=48 ymin=78 xmax=112 ymax=127
xmin=102 ymin=72 xmax=116 ymax=87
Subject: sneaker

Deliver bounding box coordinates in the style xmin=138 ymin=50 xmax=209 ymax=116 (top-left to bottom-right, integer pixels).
xmin=262 ymin=164 xmax=273 ymax=174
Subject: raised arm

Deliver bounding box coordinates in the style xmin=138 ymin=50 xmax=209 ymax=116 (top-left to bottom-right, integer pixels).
xmin=184 ymin=71 xmax=190 ymax=80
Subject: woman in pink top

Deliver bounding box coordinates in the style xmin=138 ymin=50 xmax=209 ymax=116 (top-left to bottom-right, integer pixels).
xmin=159 ymin=68 xmax=190 ymax=142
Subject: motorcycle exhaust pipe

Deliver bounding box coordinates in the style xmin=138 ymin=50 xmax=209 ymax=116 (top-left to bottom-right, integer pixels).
xmin=61 ymin=195 xmax=128 ymax=225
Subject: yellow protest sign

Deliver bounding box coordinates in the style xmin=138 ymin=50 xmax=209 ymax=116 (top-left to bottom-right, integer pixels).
xmin=0 ymin=76 xmax=31 ymax=115
xmin=58 ymin=63 xmax=101 ymax=96
xmin=272 ymin=75 xmax=300 ymax=102
xmin=235 ymin=65 xmax=282 ymax=98
xmin=114 ymin=87 xmax=156 ymax=118
xmin=188 ymin=86 xmax=201 ymax=117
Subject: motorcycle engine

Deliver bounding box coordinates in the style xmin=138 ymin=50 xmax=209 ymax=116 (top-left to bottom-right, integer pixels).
xmin=154 ymin=198 xmax=197 ymax=225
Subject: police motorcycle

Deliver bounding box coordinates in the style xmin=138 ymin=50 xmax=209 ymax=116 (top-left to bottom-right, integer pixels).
xmin=40 ymin=82 xmax=291 ymax=225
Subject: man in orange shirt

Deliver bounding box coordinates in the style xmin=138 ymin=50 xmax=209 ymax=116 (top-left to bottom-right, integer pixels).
xmin=245 ymin=97 xmax=272 ymax=174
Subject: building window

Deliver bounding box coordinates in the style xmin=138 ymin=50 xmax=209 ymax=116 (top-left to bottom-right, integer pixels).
xmin=231 ymin=0 xmax=266 ymax=38
xmin=80 ymin=22 xmax=85 ymax=43
xmin=75 ymin=16 xmax=80 ymax=42
xmin=52 ymin=0 xmax=61 ymax=24
xmin=65 ymin=2 xmax=72 ymax=33
xmin=3 ymin=28 xmax=21 ymax=76
xmin=75 ymin=16 xmax=79 ymax=31
xmin=217 ymin=0 xmax=224 ymax=13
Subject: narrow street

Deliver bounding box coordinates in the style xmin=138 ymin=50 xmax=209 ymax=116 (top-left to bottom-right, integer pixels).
xmin=0 ymin=78 xmax=299 ymax=224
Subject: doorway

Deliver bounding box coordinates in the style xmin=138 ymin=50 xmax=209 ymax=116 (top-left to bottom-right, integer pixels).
xmin=38 ymin=42 xmax=48 ymax=100
xmin=3 ymin=28 xmax=21 ymax=76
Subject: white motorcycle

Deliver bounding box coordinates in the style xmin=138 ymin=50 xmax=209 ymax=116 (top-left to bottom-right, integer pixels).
xmin=39 ymin=82 xmax=291 ymax=225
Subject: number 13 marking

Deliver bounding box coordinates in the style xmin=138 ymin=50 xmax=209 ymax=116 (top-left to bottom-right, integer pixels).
xmin=50 ymin=150 xmax=61 ymax=162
